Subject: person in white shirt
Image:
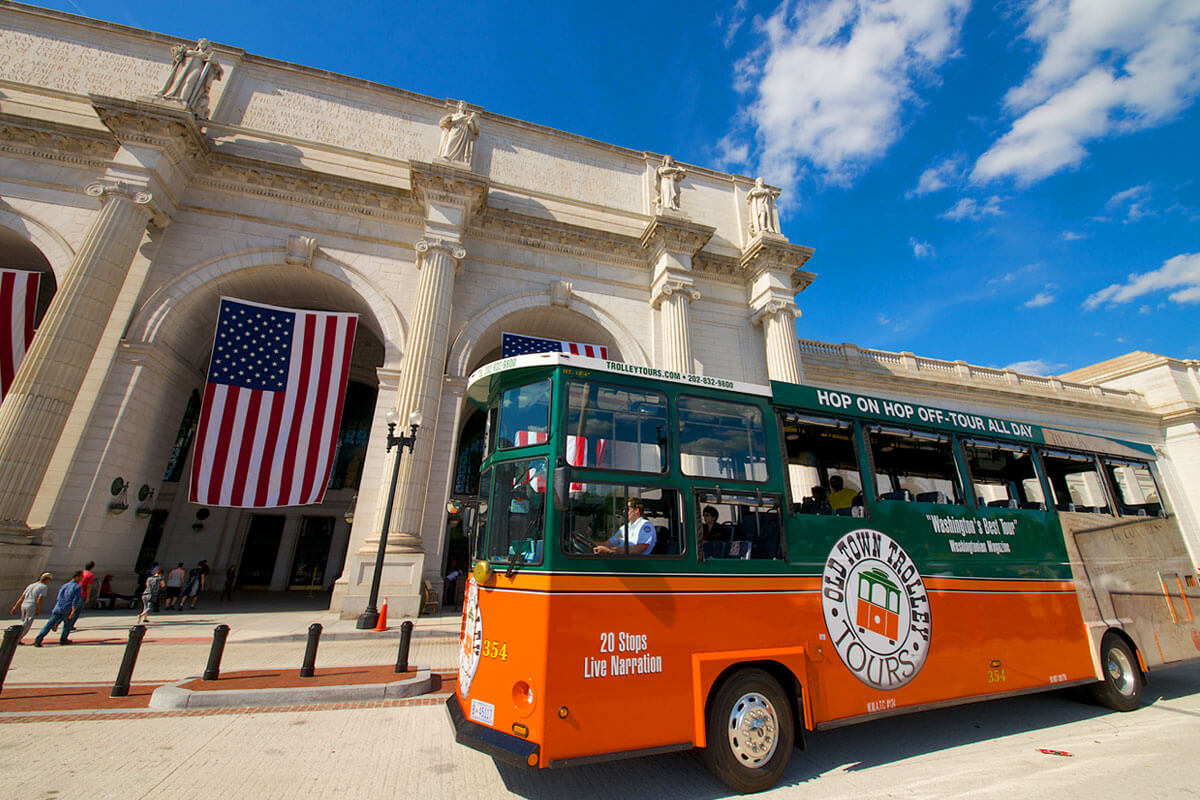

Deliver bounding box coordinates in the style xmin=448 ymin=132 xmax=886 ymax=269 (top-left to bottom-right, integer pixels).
xmin=11 ymin=572 xmax=51 ymax=642
xmin=594 ymin=498 xmax=657 ymax=555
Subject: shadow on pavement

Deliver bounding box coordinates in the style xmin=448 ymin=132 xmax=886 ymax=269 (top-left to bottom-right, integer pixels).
xmin=493 ymin=662 xmax=1200 ymax=800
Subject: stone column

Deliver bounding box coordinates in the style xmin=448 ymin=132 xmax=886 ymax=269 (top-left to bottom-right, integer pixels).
xmin=389 ymin=236 xmax=466 ymax=548
xmin=0 ymin=181 xmax=156 ymax=528
xmin=739 ymin=233 xmax=816 ymax=385
xmin=641 ymin=216 xmax=714 ymax=375
xmin=654 ymin=281 xmax=701 ymax=374
xmin=754 ymin=302 xmax=804 ymax=384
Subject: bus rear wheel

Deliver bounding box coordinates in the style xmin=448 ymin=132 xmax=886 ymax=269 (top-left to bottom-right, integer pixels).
xmin=1088 ymin=634 xmax=1143 ymax=712
xmin=703 ymin=668 xmax=794 ymax=794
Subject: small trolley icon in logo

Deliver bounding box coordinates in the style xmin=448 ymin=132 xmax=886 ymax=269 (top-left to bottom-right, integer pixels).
xmin=856 ymin=567 xmax=901 ymax=644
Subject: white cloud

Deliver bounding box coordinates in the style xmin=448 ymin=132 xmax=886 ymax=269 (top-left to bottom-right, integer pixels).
xmin=909 ymin=237 xmax=935 ymax=258
xmin=1106 ymin=184 xmax=1155 ymax=222
xmin=719 ymin=0 xmax=750 ymax=48
xmin=1003 ymin=359 xmax=1065 ymax=376
xmin=1024 ymin=284 xmax=1058 ymax=307
xmin=908 ymin=155 xmax=964 ymax=197
xmin=972 ymin=0 xmax=1200 ymax=185
xmin=1061 ymin=230 xmax=1087 ymax=241
xmin=941 ymin=195 xmax=1004 ymax=221
xmin=1083 ymin=252 xmax=1200 ymax=308
xmin=735 ymin=0 xmax=970 ymax=190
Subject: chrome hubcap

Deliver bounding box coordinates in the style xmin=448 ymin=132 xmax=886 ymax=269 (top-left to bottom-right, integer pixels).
xmin=727 ymin=692 xmax=779 ymax=768
xmin=1107 ymin=647 xmax=1136 ymax=696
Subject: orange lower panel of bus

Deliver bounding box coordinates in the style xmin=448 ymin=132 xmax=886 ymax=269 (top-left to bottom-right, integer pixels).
xmin=453 ymin=574 xmax=1098 ymax=767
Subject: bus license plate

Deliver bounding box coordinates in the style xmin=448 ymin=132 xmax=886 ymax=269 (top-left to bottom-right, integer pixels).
xmin=470 ymin=698 xmax=495 ymax=726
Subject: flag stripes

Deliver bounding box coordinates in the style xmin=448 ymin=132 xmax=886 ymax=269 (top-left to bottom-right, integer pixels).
xmin=189 ymin=298 xmax=357 ymax=508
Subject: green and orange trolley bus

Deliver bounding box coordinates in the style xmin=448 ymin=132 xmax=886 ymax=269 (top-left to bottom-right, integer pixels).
xmin=446 ymin=352 xmax=1200 ymax=792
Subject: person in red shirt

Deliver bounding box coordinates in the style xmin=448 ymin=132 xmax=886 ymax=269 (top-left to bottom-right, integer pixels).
xmin=75 ymin=561 xmax=96 ymax=627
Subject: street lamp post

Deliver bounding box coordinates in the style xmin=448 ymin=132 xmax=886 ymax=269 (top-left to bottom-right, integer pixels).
xmin=356 ymin=408 xmax=422 ymax=630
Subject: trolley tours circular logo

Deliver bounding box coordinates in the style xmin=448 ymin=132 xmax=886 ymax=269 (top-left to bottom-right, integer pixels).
xmin=459 ymin=576 xmax=483 ymax=698
xmin=821 ymin=529 xmax=931 ymax=691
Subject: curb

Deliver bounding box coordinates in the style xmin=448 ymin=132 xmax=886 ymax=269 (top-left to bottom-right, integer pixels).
xmin=148 ymin=667 xmax=433 ymax=709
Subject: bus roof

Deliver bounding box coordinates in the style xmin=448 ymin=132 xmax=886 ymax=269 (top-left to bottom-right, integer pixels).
xmin=466 ymin=355 xmax=1155 ymax=458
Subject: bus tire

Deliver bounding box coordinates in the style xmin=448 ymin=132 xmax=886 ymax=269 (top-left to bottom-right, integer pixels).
xmin=703 ymin=668 xmax=794 ymax=794
xmin=1088 ymin=634 xmax=1143 ymax=712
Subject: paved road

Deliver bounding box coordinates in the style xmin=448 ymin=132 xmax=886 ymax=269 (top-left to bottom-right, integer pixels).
xmin=4 ymin=660 xmax=1199 ymax=799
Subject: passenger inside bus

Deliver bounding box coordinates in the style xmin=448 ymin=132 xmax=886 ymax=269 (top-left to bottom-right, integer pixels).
xmin=799 ymin=486 xmax=832 ymax=515
xmin=828 ymin=475 xmax=857 ymax=511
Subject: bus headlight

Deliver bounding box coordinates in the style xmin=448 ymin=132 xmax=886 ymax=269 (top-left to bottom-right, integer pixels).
xmin=472 ymin=560 xmax=493 ymax=584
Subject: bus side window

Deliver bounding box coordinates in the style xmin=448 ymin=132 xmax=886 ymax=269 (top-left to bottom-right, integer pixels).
xmin=1039 ymin=450 xmax=1111 ymax=514
xmin=779 ymin=412 xmax=863 ymax=517
xmin=695 ymin=493 xmax=784 ymax=561
xmin=962 ymin=439 xmax=1046 ymax=510
xmin=1102 ymin=457 xmax=1163 ymax=517
xmin=563 ymin=483 xmax=683 ymax=557
xmin=867 ymin=425 xmax=964 ymax=505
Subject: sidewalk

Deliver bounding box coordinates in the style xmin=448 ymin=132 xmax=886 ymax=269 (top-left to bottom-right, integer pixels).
xmin=0 ymin=592 xmax=463 ymax=716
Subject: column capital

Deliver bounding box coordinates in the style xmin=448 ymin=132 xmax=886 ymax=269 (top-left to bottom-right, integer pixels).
xmin=750 ymin=297 xmax=801 ymax=326
xmin=84 ymin=179 xmax=167 ymax=228
xmin=651 ymin=275 xmax=702 ymax=309
xmin=415 ymin=236 xmax=467 ymax=262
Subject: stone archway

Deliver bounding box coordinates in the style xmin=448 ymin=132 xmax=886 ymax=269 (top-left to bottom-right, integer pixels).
xmin=447 ymin=286 xmax=648 ymax=378
xmin=53 ymin=249 xmax=410 ymax=601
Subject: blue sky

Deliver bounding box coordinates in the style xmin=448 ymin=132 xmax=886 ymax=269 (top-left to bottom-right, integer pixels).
xmin=36 ymin=0 xmax=1200 ymax=374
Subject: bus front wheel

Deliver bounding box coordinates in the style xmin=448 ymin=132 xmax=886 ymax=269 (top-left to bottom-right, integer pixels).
xmin=1088 ymin=634 xmax=1143 ymax=712
xmin=703 ymin=668 xmax=794 ymax=794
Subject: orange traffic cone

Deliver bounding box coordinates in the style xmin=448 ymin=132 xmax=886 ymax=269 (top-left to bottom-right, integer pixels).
xmin=373 ymin=597 xmax=389 ymax=631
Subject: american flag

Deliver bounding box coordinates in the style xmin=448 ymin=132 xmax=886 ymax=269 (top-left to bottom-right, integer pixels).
xmin=515 ymin=431 xmax=598 ymax=492
xmin=0 ymin=269 xmax=39 ymax=402
xmin=502 ymin=332 xmax=608 ymax=360
xmin=189 ymin=298 xmax=358 ymax=508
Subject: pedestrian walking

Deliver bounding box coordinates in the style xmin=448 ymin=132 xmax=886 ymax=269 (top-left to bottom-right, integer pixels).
xmin=137 ymin=567 xmax=164 ymax=625
xmin=10 ymin=572 xmax=51 ymax=643
xmin=220 ymin=563 xmax=236 ymax=602
xmin=79 ymin=561 xmax=97 ymax=607
xmin=33 ymin=571 xmax=83 ymax=646
xmin=164 ymin=562 xmax=186 ymax=609
xmin=181 ymin=562 xmax=206 ymax=609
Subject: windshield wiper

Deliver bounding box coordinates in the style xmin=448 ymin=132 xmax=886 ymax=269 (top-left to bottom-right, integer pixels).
xmin=505 ymin=548 xmax=525 ymax=578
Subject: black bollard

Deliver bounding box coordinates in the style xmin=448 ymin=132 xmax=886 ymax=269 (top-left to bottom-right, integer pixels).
xmin=111 ymin=624 xmax=147 ymax=698
xmin=203 ymin=624 xmax=230 ymax=681
xmin=0 ymin=625 xmax=21 ymax=695
xmin=395 ymin=620 xmax=414 ymax=673
xmin=299 ymin=623 xmax=322 ymax=678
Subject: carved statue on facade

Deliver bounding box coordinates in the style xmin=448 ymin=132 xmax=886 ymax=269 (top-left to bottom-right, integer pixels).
xmin=747 ymin=177 xmax=781 ymax=235
xmin=157 ymin=38 xmax=223 ymax=114
xmin=437 ymin=101 xmax=479 ymax=166
xmin=655 ymin=155 xmax=685 ymax=212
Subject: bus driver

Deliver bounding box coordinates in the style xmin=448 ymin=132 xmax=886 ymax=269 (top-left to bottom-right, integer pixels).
xmin=594 ymin=498 xmax=656 ymax=555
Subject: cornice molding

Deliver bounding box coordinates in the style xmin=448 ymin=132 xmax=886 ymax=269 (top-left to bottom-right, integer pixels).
xmin=473 ymin=208 xmax=644 ymax=266
xmin=0 ymin=114 xmax=117 ymax=168
xmin=194 ymin=155 xmax=422 ymax=222
xmin=89 ymin=94 xmax=210 ymax=164
xmin=639 ymin=215 xmax=715 ymax=261
xmin=408 ymin=160 xmax=489 ymax=220
xmin=739 ymin=233 xmax=816 ymax=293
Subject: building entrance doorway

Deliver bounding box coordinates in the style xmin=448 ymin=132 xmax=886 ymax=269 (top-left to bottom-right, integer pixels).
xmin=240 ymin=515 xmax=285 ymax=589
xmin=289 ymin=516 xmax=335 ymax=591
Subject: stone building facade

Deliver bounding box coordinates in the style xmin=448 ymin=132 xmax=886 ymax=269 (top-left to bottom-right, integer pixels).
xmin=0 ymin=3 xmax=1195 ymax=615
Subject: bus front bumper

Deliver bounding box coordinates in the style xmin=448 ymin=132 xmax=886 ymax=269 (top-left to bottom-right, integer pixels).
xmin=445 ymin=694 xmax=540 ymax=768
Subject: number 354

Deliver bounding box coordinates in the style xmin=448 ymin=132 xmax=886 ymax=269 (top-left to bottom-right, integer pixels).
xmin=482 ymin=639 xmax=508 ymax=661
xmin=987 ymin=667 xmax=1007 ymax=683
